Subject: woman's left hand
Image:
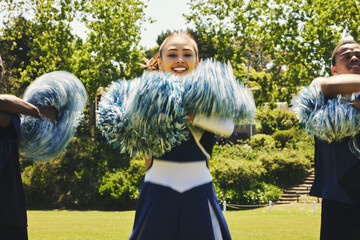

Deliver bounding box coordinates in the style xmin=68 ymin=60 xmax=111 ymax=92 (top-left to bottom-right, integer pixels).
xmin=186 ymin=114 xmax=195 ymax=124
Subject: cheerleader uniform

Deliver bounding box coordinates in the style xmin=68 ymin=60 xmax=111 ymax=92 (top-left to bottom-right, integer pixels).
xmin=311 ymin=135 xmax=360 ymax=240
xmin=130 ymin=116 xmax=234 ymax=240
xmin=0 ymin=114 xmax=28 ymax=239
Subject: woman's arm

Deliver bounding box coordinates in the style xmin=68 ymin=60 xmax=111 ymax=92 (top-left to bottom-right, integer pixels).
xmin=313 ymin=74 xmax=360 ymax=96
xmin=0 ymin=95 xmax=57 ymax=123
xmin=0 ymin=94 xmax=41 ymax=118
xmin=190 ymin=114 xmax=235 ymax=137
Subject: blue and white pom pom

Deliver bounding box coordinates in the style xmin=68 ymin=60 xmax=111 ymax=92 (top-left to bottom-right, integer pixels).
xmin=97 ymin=71 xmax=189 ymax=157
xmin=293 ymin=84 xmax=360 ymax=142
xmin=20 ymin=71 xmax=87 ymax=161
xmin=97 ymin=80 xmax=131 ymax=151
xmin=182 ymin=59 xmax=256 ymax=122
xmin=292 ymin=84 xmax=324 ymax=125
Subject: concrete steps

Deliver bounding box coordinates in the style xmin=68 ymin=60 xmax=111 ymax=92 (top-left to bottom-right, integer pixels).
xmin=276 ymin=169 xmax=315 ymax=204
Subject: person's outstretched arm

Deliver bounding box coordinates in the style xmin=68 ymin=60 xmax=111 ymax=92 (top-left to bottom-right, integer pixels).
xmin=0 ymin=94 xmax=57 ymax=123
xmin=313 ymin=74 xmax=360 ymax=96
xmin=0 ymin=94 xmax=41 ymax=118
xmin=189 ymin=114 xmax=235 ymax=137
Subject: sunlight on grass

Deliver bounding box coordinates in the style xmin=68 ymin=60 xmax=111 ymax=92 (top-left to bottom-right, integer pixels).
xmin=28 ymin=202 xmax=321 ymax=240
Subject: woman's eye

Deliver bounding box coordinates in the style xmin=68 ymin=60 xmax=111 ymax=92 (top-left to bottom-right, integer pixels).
xmin=184 ymin=53 xmax=192 ymax=57
xmin=168 ymin=54 xmax=177 ymax=58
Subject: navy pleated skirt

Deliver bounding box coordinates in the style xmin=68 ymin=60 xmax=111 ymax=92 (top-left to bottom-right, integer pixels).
xmin=130 ymin=182 xmax=231 ymax=240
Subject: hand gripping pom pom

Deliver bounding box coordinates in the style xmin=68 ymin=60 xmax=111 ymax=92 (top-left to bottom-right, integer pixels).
xmin=97 ymin=71 xmax=189 ymax=157
xmin=20 ymin=71 xmax=87 ymax=161
xmin=182 ymin=59 xmax=256 ymax=123
xmin=292 ymin=85 xmax=360 ymax=142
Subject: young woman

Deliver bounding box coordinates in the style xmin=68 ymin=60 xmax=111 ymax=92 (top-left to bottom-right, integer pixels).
xmin=130 ymin=32 xmax=233 ymax=240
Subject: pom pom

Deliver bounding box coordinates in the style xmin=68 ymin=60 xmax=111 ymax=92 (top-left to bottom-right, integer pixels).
xmin=20 ymin=71 xmax=87 ymax=161
xmin=307 ymin=98 xmax=360 ymax=142
xmin=292 ymin=84 xmax=324 ymax=125
xmin=182 ymin=59 xmax=256 ymax=122
xmin=97 ymin=80 xmax=131 ymax=151
xmin=97 ymin=71 xmax=189 ymax=157
xmin=293 ymin=85 xmax=360 ymax=142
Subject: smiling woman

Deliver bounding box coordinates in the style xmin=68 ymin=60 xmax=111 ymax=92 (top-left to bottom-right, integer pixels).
xmin=157 ymin=32 xmax=199 ymax=75
xmin=130 ymin=31 xmax=234 ymax=240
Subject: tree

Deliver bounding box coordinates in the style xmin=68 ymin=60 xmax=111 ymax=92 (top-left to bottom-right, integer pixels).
xmin=185 ymin=0 xmax=360 ymax=103
xmin=0 ymin=0 xmax=149 ymax=131
xmin=71 ymin=0 xmax=148 ymax=130
xmin=0 ymin=16 xmax=33 ymax=95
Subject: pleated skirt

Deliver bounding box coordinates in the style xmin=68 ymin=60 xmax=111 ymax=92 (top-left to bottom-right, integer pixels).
xmin=130 ymin=181 xmax=231 ymax=240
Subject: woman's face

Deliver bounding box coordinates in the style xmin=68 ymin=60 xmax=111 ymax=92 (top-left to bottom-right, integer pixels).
xmin=158 ymin=36 xmax=198 ymax=75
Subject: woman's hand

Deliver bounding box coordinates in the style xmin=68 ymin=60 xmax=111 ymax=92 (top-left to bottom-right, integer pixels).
xmin=186 ymin=114 xmax=195 ymax=124
xmin=145 ymin=155 xmax=152 ymax=170
xmin=39 ymin=106 xmax=58 ymax=124
xmin=342 ymin=99 xmax=360 ymax=110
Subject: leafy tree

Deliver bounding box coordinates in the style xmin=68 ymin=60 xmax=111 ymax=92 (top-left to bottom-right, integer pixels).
xmin=1 ymin=0 xmax=83 ymax=83
xmin=0 ymin=16 xmax=33 ymax=95
xmin=71 ymin=0 xmax=148 ymax=129
xmin=0 ymin=0 xmax=149 ymax=130
xmin=185 ymin=0 xmax=360 ymax=103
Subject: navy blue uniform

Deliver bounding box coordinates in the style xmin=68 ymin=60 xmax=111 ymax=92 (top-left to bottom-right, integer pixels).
xmin=311 ymin=135 xmax=360 ymax=240
xmin=0 ymin=114 xmax=28 ymax=240
xmin=130 ymin=131 xmax=231 ymax=240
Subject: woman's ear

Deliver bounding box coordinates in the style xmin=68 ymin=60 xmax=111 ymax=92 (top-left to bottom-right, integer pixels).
xmin=157 ymin=58 xmax=163 ymax=71
xmin=331 ymin=66 xmax=337 ymax=75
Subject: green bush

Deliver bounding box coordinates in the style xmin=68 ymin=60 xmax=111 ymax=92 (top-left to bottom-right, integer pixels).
xmin=248 ymin=134 xmax=275 ymax=149
xmin=21 ymin=133 xmax=132 ymax=210
xmin=213 ymin=143 xmax=261 ymax=161
xmin=256 ymin=109 xmax=299 ymax=134
xmin=22 ymin=160 xmax=64 ymax=209
xmin=211 ymin=158 xmax=266 ymax=189
xmin=258 ymin=149 xmax=311 ymax=186
xmin=210 ymin=157 xmax=283 ymax=205
xmin=215 ymin=182 xmax=282 ymax=205
xmin=241 ymin=183 xmax=282 ymax=204
xmin=272 ymin=128 xmax=298 ymax=148
xmin=98 ymin=159 xmax=145 ymax=209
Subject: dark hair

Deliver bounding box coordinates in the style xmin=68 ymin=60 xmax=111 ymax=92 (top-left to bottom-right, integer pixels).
xmin=331 ymin=40 xmax=359 ymax=66
xmin=142 ymin=31 xmax=198 ymax=71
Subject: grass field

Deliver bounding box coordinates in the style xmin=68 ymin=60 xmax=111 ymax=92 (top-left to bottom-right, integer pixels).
xmin=28 ymin=202 xmax=321 ymax=240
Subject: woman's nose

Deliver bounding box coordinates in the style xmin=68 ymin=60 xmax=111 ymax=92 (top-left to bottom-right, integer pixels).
xmin=177 ymin=57 xmax=184 ymax=63
xmin=350 ymin=55 xmax=359 ymax=62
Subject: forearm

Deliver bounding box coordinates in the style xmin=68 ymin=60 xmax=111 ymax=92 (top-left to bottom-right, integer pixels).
xmin=314 ymin=74 xmax=360 ymax=96
xmin=191 ymin=114 xmax=235 ymax=137
xmin=0 ymin=94 xmax=40 ymax=118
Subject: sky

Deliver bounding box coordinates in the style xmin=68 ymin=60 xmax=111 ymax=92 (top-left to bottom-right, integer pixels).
xmin=139 ymin=0 xmax=193 ymax=49
xmin=0 ymin=0 xmax=193 ymax=50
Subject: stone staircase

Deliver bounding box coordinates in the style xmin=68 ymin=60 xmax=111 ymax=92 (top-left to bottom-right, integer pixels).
xmin=276 ymin=169 xmax=315 ymax=204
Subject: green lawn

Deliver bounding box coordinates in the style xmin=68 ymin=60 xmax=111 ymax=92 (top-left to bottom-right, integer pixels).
xmin=28 ymin=202 xmax=321 ymax=240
